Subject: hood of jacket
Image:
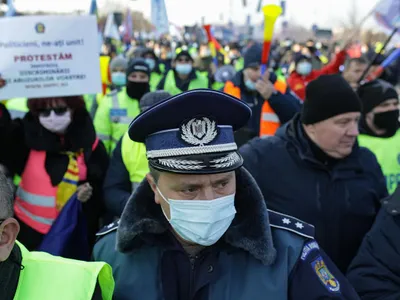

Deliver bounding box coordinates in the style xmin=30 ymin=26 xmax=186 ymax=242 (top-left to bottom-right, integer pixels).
xmin=117 ymin=167 xmax=277 ymax=266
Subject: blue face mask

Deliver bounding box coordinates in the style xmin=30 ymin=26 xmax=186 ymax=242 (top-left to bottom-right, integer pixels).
xmin=111 ymin=72 xmax=126 ymax=86
xmin=157 ymin=186 xmax=236 ymax=246
xmin=145 ymin=58 xmax=156 ymax=71
xmin=175 ymin=64 xmax=193 ymax=75
xmin=245 ymin=79 xmax=257 ymax=91
xmin=296 ymin=62 xmax=312 ymax=75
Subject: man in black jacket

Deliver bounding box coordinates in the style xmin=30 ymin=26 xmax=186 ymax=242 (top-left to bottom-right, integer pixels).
xmin=240 ymin=74 xmax=388 ymax=273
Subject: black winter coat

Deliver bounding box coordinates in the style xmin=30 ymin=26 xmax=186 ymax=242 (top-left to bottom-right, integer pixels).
xmin=239 ymin=114 xmax=388 ymax=273
xmin=347 ymin=185 xmax=400 ymax=299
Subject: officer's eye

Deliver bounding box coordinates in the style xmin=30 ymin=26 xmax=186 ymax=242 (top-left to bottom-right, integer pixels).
xmin=215 ymin=181 xmax=229 ymax=189
xmin=181 ymin=187 xmax=198 ymax=194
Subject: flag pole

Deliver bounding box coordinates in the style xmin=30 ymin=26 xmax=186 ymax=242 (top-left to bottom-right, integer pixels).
xmin=358 ymin=27 xmax=399 ymax=84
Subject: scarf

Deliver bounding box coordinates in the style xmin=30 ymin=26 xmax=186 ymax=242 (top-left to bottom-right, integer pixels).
xmin=0 ymin=243 xmax=23 ymax=300
xmin=56 ymin=151 xmax=81 ymax=211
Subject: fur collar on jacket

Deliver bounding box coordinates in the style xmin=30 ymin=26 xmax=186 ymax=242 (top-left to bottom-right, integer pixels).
xmin=117 ymin=167 xmax=277 ymax=266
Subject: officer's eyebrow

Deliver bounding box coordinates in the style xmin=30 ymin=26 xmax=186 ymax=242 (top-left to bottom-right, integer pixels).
xmin=211 ymin=173 xmax=234 ymax=186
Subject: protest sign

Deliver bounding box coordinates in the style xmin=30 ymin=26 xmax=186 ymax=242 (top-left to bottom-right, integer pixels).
xmin=0 ymin=15 xmax=102 ymax=99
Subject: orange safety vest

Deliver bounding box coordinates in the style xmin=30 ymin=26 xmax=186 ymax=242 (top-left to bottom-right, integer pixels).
xmin=14 ymin=139 xmax=99 ymax=234
xmin=223 ymin=80 xmax=287 ymax=137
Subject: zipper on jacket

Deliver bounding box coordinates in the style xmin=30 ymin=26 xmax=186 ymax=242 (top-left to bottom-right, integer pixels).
xmin=188 ymin=255 xmax=198 ymax=299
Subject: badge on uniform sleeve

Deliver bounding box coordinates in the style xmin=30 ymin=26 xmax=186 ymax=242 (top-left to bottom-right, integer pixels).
xmin=310 ymin=256 xmax=340 ymax=293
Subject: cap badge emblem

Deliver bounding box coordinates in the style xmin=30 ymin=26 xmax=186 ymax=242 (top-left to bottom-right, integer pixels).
xmin=181 ymin=117 xmax=218 ymax=146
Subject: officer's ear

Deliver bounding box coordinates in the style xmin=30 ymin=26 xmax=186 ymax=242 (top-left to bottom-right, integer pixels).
xmin=0 ymin=218 xmax=19 ymax=262
xmin=146 ymin=173 xmax=157 ymax=194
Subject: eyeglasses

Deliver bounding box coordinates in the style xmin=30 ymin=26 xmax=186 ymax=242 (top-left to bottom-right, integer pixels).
xmin=38 ymin=107 xmax=68 ymax=117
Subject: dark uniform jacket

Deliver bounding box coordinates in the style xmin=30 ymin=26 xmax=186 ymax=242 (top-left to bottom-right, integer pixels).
xmin=239 ymin=114 xmax=388 ymax=273
xmin=347 ymin=185 xmax=400 ymax=299
xmin=93 ymin=167 xmax=359 ymax=300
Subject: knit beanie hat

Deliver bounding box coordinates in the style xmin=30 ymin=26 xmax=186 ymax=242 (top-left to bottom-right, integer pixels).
xmin=301 ymin=74 xmax=363 ymax=125
xmin=244 ymin=44 xmax=262 ymax=68
xmin=294 ymin=54 xmax=312 ymax=66
xmin=110 ymin=56 xmax=128 ymax=72
xmin=140 ymin=91 xmax=172 ymax=112
xmin=174 ymin=50 xmax=194 ymax=62
xmin=126 ymin=58 xmax=151 ymax=77
xmin=358 ymin=80 xmax=399 ymax=114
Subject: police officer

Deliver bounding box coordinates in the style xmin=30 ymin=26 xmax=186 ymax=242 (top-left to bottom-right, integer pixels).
xmin=156 ymin=51 xmax=210 ymax=95
xmin=358 ymin=80 xmax=400 ymax=194
xmin=93 ymin=89 xmax=359 ymax=299
xmin=103 ymin=91 xmax=172 ymax=217
xmin=0 ymin=172 xmax=114 ymax=300
xmin=94 ymin=58 xmax=151 ymax=153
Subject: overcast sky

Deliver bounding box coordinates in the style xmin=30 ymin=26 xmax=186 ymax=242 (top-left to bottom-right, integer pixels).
xmin=12 ymin=0 xmax=381 ymax=30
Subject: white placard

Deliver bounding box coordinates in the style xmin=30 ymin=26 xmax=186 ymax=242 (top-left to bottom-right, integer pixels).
xmin=0 ymin=15 xmax=102 ymax=99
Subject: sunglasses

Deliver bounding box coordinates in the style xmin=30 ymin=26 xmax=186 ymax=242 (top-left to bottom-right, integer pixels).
xmin=38 ymin=107 xmax=68 ymax=117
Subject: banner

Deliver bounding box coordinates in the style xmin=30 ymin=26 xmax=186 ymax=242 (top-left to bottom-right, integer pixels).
xmin=151 ymin=0 xmax=170 ymax=37
xmin=374 ymin=0 xmax=400 ymax=30
xmin=0 ymin=15 xmax=102 ymax=99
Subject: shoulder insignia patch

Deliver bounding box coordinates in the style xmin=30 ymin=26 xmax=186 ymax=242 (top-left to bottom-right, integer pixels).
xmin=268 ymin=209 xmax=315 ymax=239
xmin=383 ymin=185 xmax=400 ymax=215
xmin=96 ymin=220 xmax=120 ymax=236
xmin=311 ymin=255 xmax=341 ymax=293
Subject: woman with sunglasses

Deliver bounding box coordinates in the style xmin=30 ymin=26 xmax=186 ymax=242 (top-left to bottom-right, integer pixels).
xmin=9 ymin=95 xmax=109 ymax=255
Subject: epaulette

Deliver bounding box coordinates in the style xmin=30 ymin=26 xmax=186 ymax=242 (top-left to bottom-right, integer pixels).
xmin=96 ymin=220 xmax=120 ymax=237
xmin=382 ymin=185 xmax=400 ymax=215
xmin=268 ymin=209 xmax=315 ymax=239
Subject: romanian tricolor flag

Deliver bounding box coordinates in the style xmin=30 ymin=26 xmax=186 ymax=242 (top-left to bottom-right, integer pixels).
xmin=56 ymin=152 xmax=80 ymax=211
xmin=203 ymin=25 xmax=227 ymax=67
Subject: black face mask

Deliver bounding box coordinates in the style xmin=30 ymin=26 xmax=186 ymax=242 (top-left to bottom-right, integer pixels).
xmin=374 ymin=110 xmax=400 ymax=137
xmin=126 ymin=81 xmax=150 ymax=100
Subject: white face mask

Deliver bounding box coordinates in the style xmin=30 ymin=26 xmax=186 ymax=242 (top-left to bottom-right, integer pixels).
xmin=175 ymin=64 xmax=193 ymax=75
xmin=296 ymin=62 xmax=312 ymax=75
xmin=39 ymin=110 xmax=72 ymax=133
xmin=157 ymin=186 xmax=236 ymax=246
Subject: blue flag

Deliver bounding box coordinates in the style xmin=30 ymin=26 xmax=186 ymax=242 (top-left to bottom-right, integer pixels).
xmin=38 ymin=194 xmax=90 ymax=261
xmin=89 ymin=0 xmax=98 ymax=17
xmin=5 ymin=0 xmax=16 ymax=17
